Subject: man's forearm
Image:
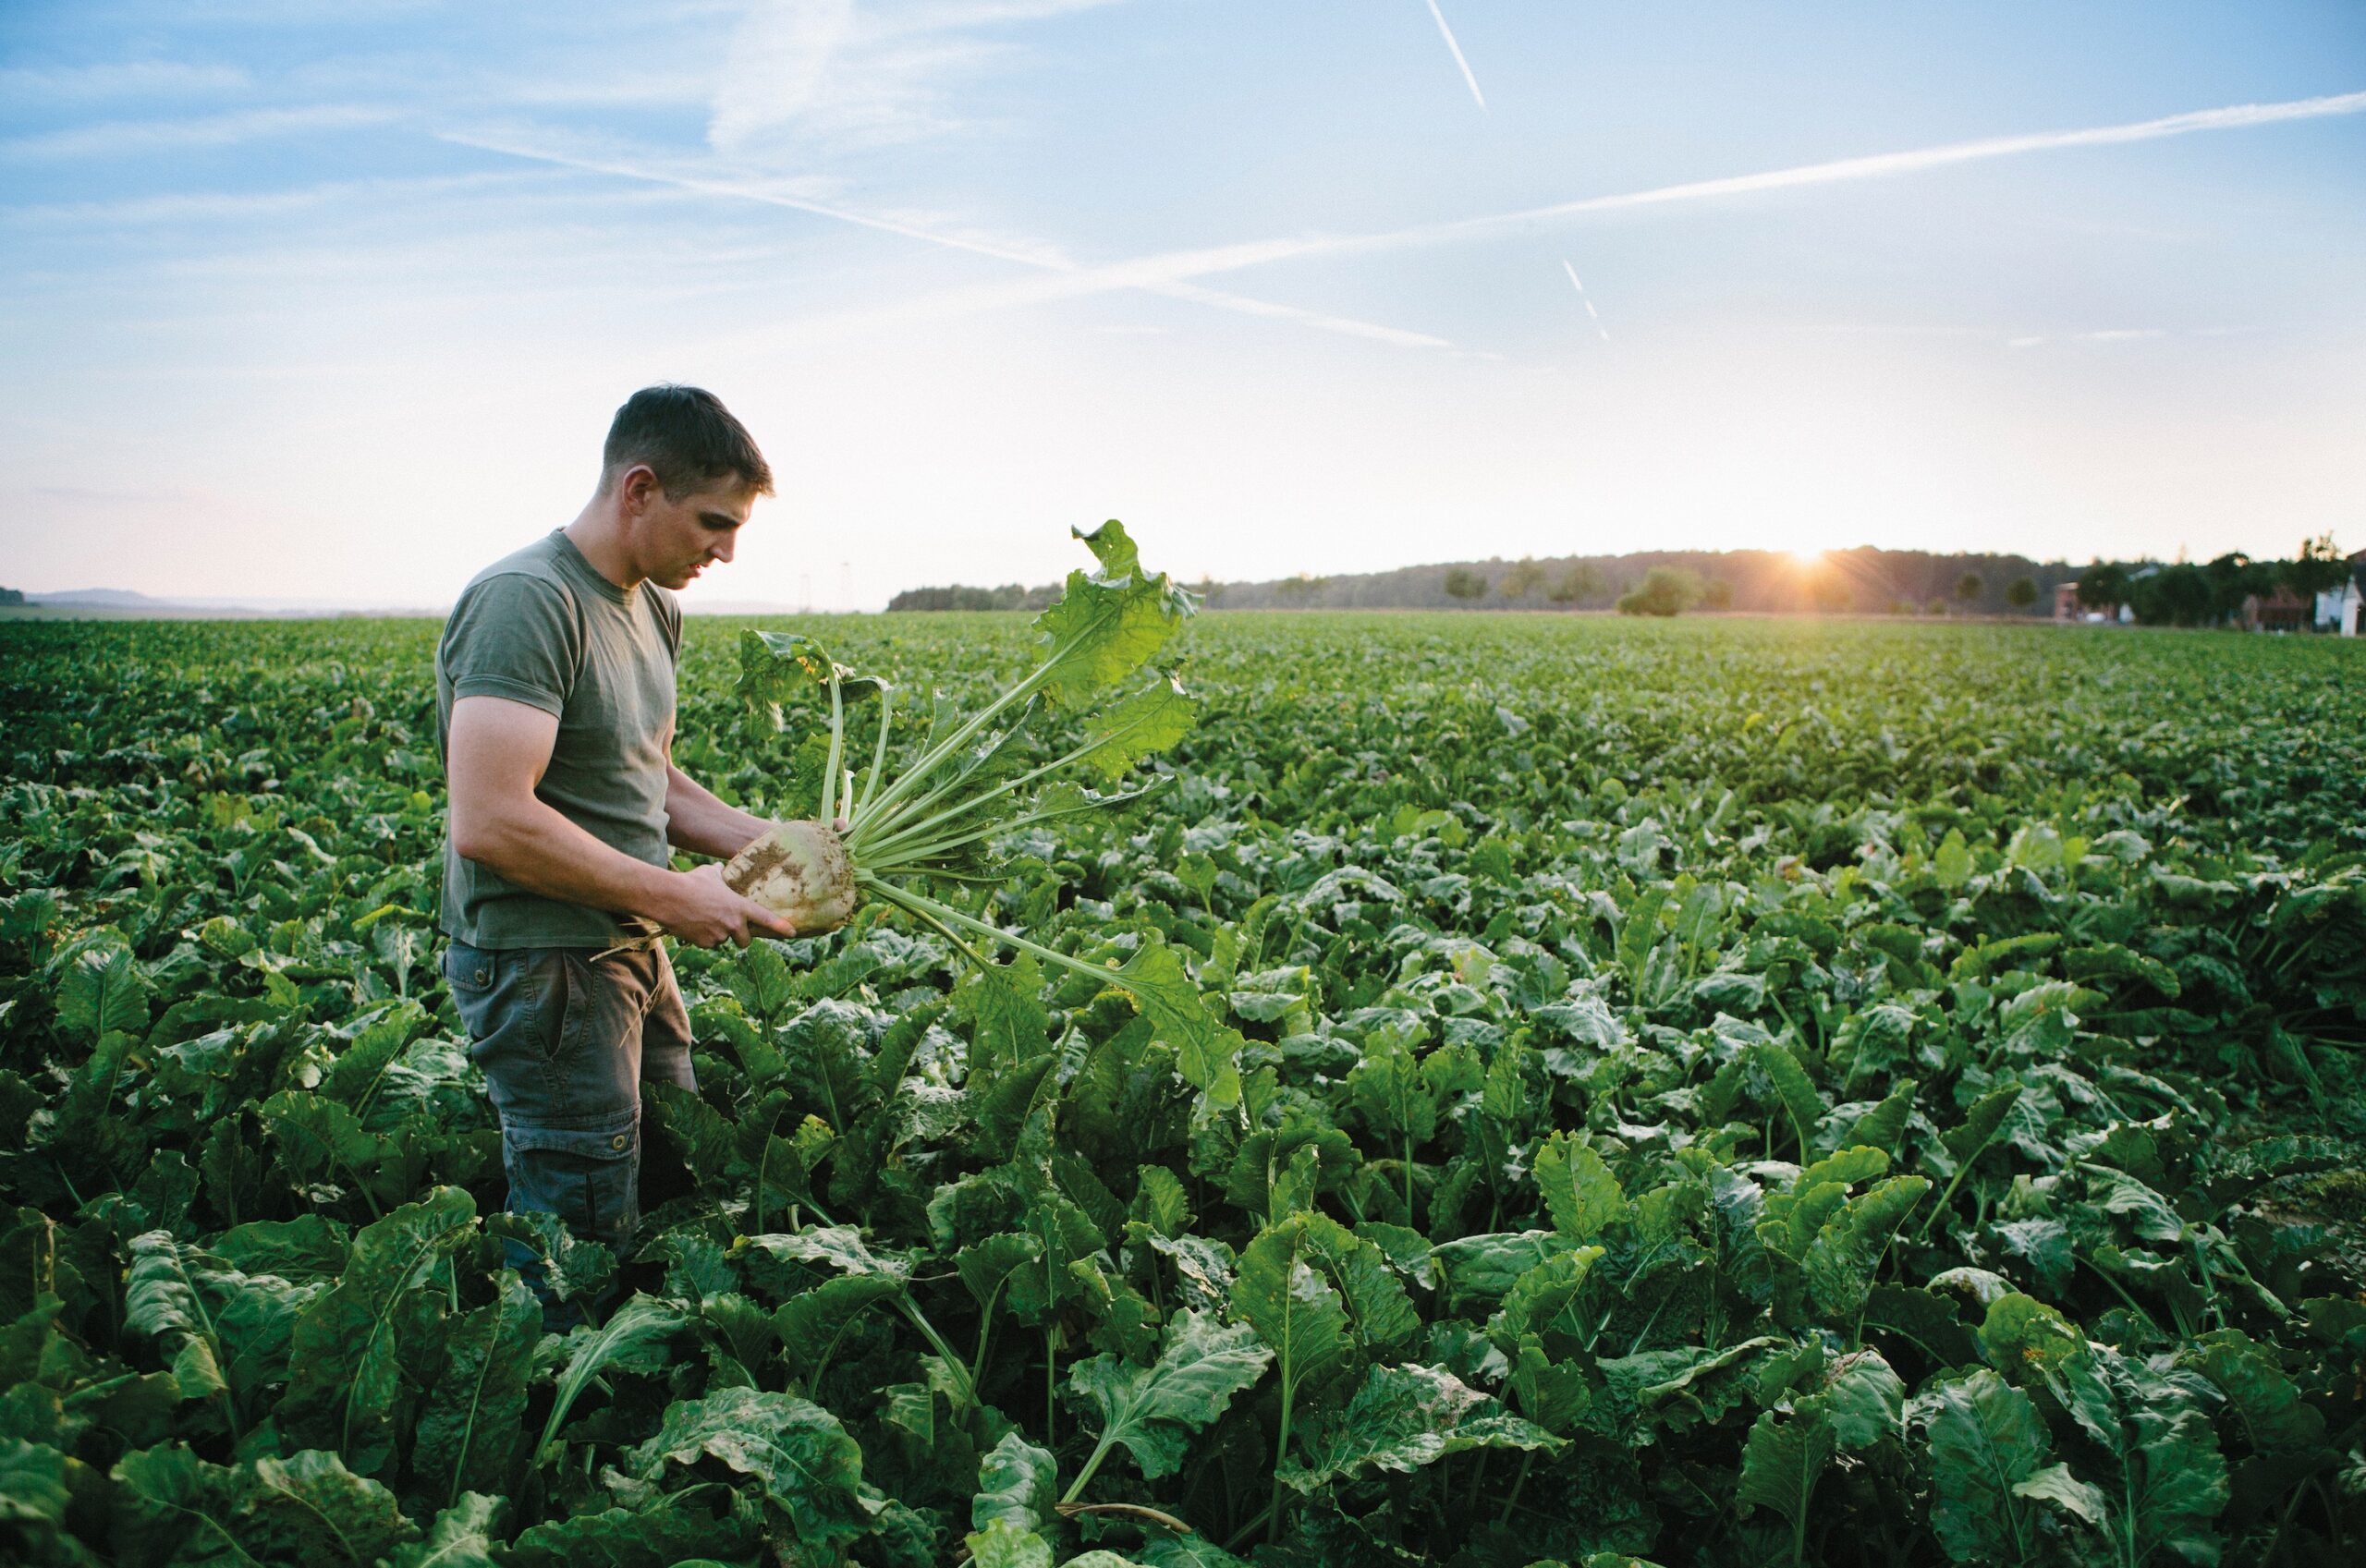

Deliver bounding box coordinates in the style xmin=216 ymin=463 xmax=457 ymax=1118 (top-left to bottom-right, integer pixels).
xmin=457 ymin=796 xmax=681 ymax=925
xmin=665 ymin=764 xmax=771 ymax=859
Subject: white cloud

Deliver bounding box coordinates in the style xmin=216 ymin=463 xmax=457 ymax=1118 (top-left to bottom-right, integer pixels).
xmin=1 ymin=104 xmax=396 ymax=160
xmin=0 ymin=59 xmax=252 ymax=102
xmin=0 ymin=171 xmax=541 ymax=226
xmin=707 ymin=0 xmax=1123 ymax=153
xmin=2006 ymin=327 xmax=2231 ymax=350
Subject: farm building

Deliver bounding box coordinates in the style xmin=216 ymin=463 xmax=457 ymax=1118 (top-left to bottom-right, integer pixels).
xmin=2312 ymin=550 xmax=2365 ymax=637
xmin=2242 ymin=585 xmax=2312 ymax=631
xmin=2053 ymin=580 xmax=2131 ymax=624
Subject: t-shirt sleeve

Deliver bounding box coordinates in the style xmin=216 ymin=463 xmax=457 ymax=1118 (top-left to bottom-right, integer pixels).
xmin=440 ymin=573 xmax=579 ymax=717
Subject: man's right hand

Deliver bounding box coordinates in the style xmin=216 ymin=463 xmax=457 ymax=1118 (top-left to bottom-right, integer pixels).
xmin=658 ymin=863 xmax=798 ymax=948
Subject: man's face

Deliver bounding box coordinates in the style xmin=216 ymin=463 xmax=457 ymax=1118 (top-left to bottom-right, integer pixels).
xmin=620 ymin=468 xmax=759 ymax=590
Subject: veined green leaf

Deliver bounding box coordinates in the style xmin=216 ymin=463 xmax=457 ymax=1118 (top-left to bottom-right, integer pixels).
xmin=1067 ymin=1309 xmax=1271 ymax=1485
xmin=112 ymin=1443 xmax=421 ymax=1568
xmin=1486 ymin=1244 xmax=1606 ymax=1353
xmin=973 ymin=1430 xmax=1059 ymax=1532
xmin=1817 ymin=1349 xmax=1906 ymax=1449
xmin=1801 ymin=1176 xmax=1929 ymax=1330
xmin=123 ymin=1230 xmax=234 ymax=1400
xmin=499 ymin=1497 xmax=753 ymax=1567
xmin=1933 ymin=829 xmax=1973 ymax=889
xmin=2184 ymin=1328 xmax=2326 ymax=1457
xmin=1 ymin=1438 xmax=67 ymax=1537
xmin=1135 ymin=1535 xmax=1255 ymax=1568
xmin=57 ymin=943 xmax=148 ymax=1042
xmin=278 ymin=1186 xmax=476 ymax=1477
xmin=737 ymin=629 xmax=887 ymax=726
xmin=2012 ymin=1463 xmax=2107 ymax=1529
xmin=1941 ymin=1085 xmax=2023 ymax=1166
xmin=1735 ymin=1403 xmax=1836 ymax=1549
xmin=1920 ymin=1370 xmax=2050 ymax=1563
xmin=537 ymin=1295 xmax=689 ymax=1464
xmin=1029 ymin=521 xmax=1196 ymax=711
xmin=482 ymin=1210 xmax=616 ymax=1306
xmin=1750 ymin=1040 xmax=1826 ymax=1155
xmin=1105 ymin=940 xmax=1243 ymax=1108
xmin=385 ymin=1494 xmax=506 ymax=1568
xmin=966 ymin=1519 xmax=1055 ymax=1568
xmin=628 ymin=1386 xmax=871 ymax=1548
xmin=1533 ymin=1133 xmax=1627 ymax=1240
xmin=774 ymin=1272 xmax=902 ymax=1371
xmin=1232 ymin=1217 xmax=1351 ymax=1404
xmin=1074 ymin=673 xmax=1199 ymax=785
xmin=411 ymin=1271 xmax=538 ymax=1506
xmin=1278 ymin=1363 xmax=1561 ymax=1490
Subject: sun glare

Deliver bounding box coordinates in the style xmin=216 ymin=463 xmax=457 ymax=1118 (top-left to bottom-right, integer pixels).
xmin=1790 ymin=548 xmax=1825 ymax=569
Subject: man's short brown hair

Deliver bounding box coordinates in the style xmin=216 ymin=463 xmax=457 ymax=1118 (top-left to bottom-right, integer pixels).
xmin=601 ymin=384 xmax=774 ymax=500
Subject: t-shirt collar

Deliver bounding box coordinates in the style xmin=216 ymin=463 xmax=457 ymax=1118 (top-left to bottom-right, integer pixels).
xmin=551 ymin=529 xmax=637 ymax=606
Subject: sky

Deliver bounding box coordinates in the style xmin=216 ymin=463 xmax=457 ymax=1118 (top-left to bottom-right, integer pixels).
xmin=1 ymin=1 xmax=2361 ymax=611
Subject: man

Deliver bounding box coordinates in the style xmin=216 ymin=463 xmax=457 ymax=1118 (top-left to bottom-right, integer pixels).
xmin=436 ymin=384 xmax=797 ymax=1291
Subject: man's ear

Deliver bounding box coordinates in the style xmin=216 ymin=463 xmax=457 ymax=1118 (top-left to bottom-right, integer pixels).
xmin=616 ymin=463 xmax=659 ymax=514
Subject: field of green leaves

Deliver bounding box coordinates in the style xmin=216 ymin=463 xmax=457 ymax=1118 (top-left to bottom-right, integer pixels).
xmin=4 ymin=610 xmax=2365 ymax=1568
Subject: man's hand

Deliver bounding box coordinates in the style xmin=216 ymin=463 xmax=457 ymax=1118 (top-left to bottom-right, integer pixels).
xmin=656 ymin=863 xmax=799 ymax=949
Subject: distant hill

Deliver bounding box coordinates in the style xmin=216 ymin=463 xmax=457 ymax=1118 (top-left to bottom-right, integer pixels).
xmin=872 ymin=550 xmax=2075 ymax=615
xmin=1193 ymin=547 xmax=2072 ymax=614
xmin=0 ymin=587 xmax=822 ymax=618
xmin=3 ymin=587 xmax=441 ymax=618
xmin=24 ymin=588 xmax=168 ymax=607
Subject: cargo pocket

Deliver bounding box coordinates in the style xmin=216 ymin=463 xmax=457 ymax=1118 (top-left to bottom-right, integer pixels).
xmin=443 ymin=942 xmax=501 ymax=1039
xmin=500 ymin=1109 xmax=640 ymax=1253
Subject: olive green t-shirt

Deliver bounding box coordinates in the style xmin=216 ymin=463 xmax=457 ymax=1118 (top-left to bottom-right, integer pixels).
xmin=435 ymin=530 xmax=682 ymax=949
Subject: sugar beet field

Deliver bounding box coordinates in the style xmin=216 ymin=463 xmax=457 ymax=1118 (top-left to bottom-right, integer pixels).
xmin=4 ymin=609 xmax=2365 ymax=1568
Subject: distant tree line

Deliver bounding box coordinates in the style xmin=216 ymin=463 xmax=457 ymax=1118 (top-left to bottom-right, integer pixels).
xmin=2074 ymin=534 xmax=2353 ymax=627
xmin=882 ymin=536 xmax=2357 ymax=623
xmin=884 ymin=582 xmax=1059 ymax=612
xmin=0 ymin=587 xmax=22 ymax=607
xmin=1197 ymin=547 xmax=2079 ymax=615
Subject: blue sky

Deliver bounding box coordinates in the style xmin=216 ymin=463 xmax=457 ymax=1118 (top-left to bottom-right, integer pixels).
xmin=2 ymin=1 xmax=2361 ymax=609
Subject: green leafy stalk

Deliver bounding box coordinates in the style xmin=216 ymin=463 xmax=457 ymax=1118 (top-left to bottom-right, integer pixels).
xmin=859 ymin=873 xmax=1242 ymax=1105
xmin=1059 ymin=1310 xmax=1271 ymax=1505
xmin=733 ymin=535 xmax=1251 ymax=1113
xmin=854 ymin=683 xmax=895 ymax=819
xmin=741 ymin=523 xmax=1198 ymax=899
xmin=852 ymin=687 xmax=1186 ymax=868
xmin=819 ymin=667 xmax=844 ymax=827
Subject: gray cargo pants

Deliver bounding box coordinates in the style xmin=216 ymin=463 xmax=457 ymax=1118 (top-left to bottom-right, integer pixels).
xmin=443 ymin=939 xmax=696 ymax=1280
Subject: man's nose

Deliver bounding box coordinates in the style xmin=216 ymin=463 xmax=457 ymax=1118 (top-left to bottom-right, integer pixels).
xmin=709 ymin=533 xmax=736 ymax=564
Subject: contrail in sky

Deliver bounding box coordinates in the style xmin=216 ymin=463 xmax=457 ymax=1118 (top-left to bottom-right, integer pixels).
xmin=1329 ymin=88 xmax=2366 ymax=261
xmin=879 ymin=88 xmax=2366 ymax=307
xmin=1561 ymin=260 xmax=1609 ymax=342
xmin=447 ymin=88 xmax=2366 ymax=350
xmin=1423 ymin=0 xmax=1486 ymax=110
xmin=437 ymin=131 xmax=1453 ymax=348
